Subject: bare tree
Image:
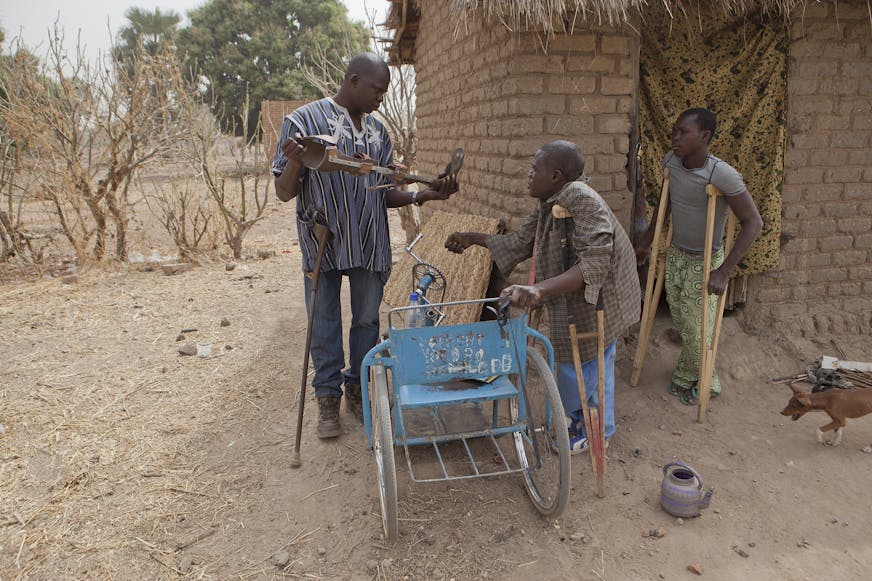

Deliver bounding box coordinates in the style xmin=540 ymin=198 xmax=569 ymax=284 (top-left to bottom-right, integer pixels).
xmin=0 ymin=29 xmax=192 ymax=263
xmin=0 ymin=133 xmax=23 ymax=261
xmin=143 ymin=176 xmax=217 ymax=261
xmin=180 ymin=91 xmax=270 ymax=259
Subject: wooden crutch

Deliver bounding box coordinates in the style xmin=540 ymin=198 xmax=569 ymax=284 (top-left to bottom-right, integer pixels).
xmin=631 ymin=169 xmax=671 ymax=387
xmin=568 ymin=290 xmax=607 ymax=498
xmin=592 ymin=291 xmax=607 ymax=497
xmin=697 ymin=185 xmax=737 ymax=423
xmin=525 ymin=220 xmax=542 ymax=346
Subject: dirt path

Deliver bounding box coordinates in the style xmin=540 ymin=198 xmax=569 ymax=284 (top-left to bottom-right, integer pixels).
xmin=2 ymin=205 xmax=871 ymax=580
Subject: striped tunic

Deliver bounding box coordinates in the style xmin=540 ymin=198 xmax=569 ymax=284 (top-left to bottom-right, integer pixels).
xmin=271 ymin=98 xmax=394 ymax=281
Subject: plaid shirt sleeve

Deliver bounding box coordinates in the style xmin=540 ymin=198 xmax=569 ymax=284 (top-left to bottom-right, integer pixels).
xmin=560 ymin=189 xmax=614 ymax=305
xmin=485 ymin=206 xmax=540 ymax=277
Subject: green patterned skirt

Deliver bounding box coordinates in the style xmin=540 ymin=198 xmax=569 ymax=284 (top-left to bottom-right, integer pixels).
xmin=664 ymin=245 xmax=725 ymax=395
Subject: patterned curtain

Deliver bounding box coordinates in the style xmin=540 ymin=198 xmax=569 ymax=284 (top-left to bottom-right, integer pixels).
xmin=639 ymin=4 xmax=787 ymax=275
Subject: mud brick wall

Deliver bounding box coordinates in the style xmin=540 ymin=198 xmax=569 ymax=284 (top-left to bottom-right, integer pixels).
xmin=746 ymin=1 xmax=872 ymax=335
xmin=260 ymin=100 xmax=310 ymax=166
xmin=413 ymin=2 xmax=639 ymax=233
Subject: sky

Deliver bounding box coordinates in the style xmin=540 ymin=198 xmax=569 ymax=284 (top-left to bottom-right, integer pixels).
xmin=0 ymin=0 xmax=388 ymax=61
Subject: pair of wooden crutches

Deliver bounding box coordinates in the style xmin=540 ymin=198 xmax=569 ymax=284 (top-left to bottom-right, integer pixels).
xmin=545 ymin=205 xmax=608 ymax=499
xmin=630 ymin=169 xmax=737 ymax=423
xmin=522 ymin=206 xmax=608 ymax=497
xmin=568 ymin=294 xmax=607 ymax=498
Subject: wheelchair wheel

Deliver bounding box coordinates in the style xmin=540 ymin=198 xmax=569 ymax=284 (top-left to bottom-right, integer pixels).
xmin=511 ymin=346 xmax=571 ymax=517
xmin=371 ymin=365 xmax=398 ymax=541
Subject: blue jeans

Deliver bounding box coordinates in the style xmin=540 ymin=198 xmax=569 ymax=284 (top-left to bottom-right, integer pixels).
xmin=555 ymin=340 xmax=617 ymax=439
xmin=304 ymin=268 xmax=384 ymax=398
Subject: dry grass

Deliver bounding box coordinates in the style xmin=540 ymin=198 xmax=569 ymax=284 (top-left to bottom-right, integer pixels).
xmin=449 ymin=0 xmax=817 ymax=31
xmin=0 ymin=195 xmax=302 ymax=578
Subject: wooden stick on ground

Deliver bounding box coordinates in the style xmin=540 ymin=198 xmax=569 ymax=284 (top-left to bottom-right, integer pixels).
xmin=631 ymin=169 xmax=670 ymax=387
xmin=697 ymin=185 xmax=737 ymax=423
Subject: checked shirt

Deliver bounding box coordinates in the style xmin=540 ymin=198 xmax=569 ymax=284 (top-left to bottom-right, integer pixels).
xmin=487 ymin=180 xmax=641 ymax=363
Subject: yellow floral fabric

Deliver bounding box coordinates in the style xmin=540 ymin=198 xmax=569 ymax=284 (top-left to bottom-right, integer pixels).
xmin=639 ymin=5 xmax=787 ymax=274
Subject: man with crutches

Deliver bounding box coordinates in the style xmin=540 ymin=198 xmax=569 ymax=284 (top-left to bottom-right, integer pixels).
xmin=634 ymin=108 xmax=762 ymax=408
xmin=445 ymin=140 xmax=640 ymax=456
xmin=272 ymin=53 xmax=458 ymax=446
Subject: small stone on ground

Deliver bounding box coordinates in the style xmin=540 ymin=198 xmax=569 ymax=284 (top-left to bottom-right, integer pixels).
xmin=272 ymin=549 xmax=291 ymax=567
xmin=179 ymin=343 xmax=198 ymax=356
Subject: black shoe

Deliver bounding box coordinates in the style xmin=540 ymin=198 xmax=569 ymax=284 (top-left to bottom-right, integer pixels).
xmin=345 ymin=384 xmax=364 ymax=422
xmin=316 ymin=396 xmax=341 ymax=439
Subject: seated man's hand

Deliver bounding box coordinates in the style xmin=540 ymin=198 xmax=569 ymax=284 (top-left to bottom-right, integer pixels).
xmin=500 ymin=284 xmax=543 ymax=310
xmin=445 ymin=232 xmax=471 ymax=254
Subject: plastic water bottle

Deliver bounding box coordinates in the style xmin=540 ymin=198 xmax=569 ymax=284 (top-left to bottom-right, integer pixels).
xmin=406 ymin=292 xmax=425 ymax=328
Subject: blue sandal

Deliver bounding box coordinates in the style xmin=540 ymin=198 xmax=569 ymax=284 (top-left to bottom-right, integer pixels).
xmin=679 ymin=386 xmax=699 ymax=406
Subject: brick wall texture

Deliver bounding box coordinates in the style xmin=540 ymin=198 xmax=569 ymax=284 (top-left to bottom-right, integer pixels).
xmin=413 ymin=2 xmax=638 ymax=232
xmin=747 ymin=1 xmax=872 ymax=334
xmin=411 ymin=1 xmax=870 ymax=333
xmin=260 ymin=100 xmax=309 ymax=166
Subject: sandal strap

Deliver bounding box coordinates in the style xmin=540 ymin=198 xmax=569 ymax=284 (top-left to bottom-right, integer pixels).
xmin=680 ymin=386 xmax=699 ymax=405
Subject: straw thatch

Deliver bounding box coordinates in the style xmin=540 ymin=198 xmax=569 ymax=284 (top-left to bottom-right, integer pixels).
xmin=385 ymin=0 xmax=848 ymax=61
xmin=450 ymin=0 xmax=810 ymax=29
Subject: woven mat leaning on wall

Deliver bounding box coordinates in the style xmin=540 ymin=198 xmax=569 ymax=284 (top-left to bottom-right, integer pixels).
xmin=384 ymin=210 xmax=501 ymax=325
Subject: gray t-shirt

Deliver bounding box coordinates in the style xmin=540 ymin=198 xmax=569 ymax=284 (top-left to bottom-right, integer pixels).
xmin=663 ymin=153 xmax=746 ymax=256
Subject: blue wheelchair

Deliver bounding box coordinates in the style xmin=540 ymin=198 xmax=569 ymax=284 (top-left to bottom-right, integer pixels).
xmin=360 ymin=298 xmax=571 ymax=540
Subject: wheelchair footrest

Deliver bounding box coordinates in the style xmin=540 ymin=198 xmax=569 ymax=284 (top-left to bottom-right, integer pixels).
xmin=404 ymin=432 xmax=531 ymax=483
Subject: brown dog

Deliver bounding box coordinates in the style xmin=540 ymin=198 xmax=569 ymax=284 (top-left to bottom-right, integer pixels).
xmin=781 ymin=384 xmax=872 ymax=446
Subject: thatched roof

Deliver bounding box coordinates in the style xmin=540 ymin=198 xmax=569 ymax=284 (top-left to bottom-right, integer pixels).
xmin=384 ymin=0 xmax=421 ymax=65
xmin=449 ymin=0 xmax=807 ymax=29
xmin=385 ymin=0 xmax=822 ymax=63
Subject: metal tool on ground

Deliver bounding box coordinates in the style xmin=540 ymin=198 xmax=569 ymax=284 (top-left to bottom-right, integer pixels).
xmin=569 ymin=289 xmax=607 ymax=498
xmin=770 ymin=356 xmax=872 ymax=391
xmin=290 ymin=218 xmax=333 ymax=468
xmin=296 ymin=134 xmax=464 ymax=190
xmin=697 ymin=184 xmax=737 ymax=422
xmin=631 ymin=169 xmax=671 ymax=387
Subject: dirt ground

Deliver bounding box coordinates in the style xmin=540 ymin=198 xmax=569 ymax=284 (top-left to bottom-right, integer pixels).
xmin=2 ymin=196 xmax=872 ymax=580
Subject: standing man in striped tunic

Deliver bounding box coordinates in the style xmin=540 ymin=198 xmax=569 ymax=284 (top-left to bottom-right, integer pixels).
xmin=272 ymin=53 xmax=458 ymax=439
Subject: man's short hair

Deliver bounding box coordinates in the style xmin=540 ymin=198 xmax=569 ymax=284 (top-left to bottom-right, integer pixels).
xmin=678 ymin=108 xmax=718 ymax=142
xmin=344 ymin=52 xmax=389 ymax=81
xmin=539 ymin=140 xmax=585 ymax=181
